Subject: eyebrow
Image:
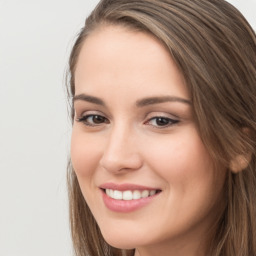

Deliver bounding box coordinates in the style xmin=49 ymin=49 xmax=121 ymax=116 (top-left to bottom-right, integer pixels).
xmin=73 ymin=93 xmax=191 ymax=107
xmin=136 ymin=96 xmax=191 ymax=107
xmin=73 ymin=94 xmax=105 ymax=106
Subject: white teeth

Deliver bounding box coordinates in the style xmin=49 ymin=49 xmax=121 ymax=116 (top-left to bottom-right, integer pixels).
xmin=113 ymin=190 xmax=122 ymax=200
xmin=105 ymin=189 xmax=158 ymax=200
xmin=133 ymin=190 xmax=141 ymax=199
xmin=110 ymin=189 xmax=114 ymax=198
xmin=122 ymin=191 xmax=133 ymax=200
xmin=141 ymin=190 xmax=149 ymax=198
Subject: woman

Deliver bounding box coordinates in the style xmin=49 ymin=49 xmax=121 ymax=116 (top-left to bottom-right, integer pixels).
xmin=67 ymin=0 xmax=256 ymax=255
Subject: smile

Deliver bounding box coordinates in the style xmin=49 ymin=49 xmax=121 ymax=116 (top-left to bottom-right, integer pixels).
xmin=105 ymin=189 xmax=158 ymax=200
xmin=100 ymin=184 xmax=162 ymax=213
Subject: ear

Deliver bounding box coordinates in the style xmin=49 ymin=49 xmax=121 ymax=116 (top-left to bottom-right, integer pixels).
xmin=229 ymin=154 xmax=251 ymax=173
xmin=229 ymin=128 xmax=252 ymax=173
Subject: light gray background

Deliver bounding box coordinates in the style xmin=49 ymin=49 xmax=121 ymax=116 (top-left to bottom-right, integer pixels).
xmin=0 ymin=1 xmax=255 ymax=255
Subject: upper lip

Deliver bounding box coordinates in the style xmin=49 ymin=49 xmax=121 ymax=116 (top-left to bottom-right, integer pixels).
xmin=100 ymin=182 xmax=161 ymax=191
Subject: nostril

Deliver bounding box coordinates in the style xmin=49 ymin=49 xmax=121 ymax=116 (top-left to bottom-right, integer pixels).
xmin=99 ymin=136 xmax=143 ymax=173
xmin=99 ymin=155 xmax=143 ymax=174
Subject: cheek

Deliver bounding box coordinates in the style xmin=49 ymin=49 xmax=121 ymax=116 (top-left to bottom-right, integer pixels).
xmin=144 ymin=131 xmax=212 ymax=180
xmin=142 ymin=131 xmax=226 ymax=232
xmin=70 ymin=129 xmax=101 ymax=178
xmin=70 ymin=129 xmax=104 ymax=209
xmin=143 ymin=127 xmax=222 ymax=200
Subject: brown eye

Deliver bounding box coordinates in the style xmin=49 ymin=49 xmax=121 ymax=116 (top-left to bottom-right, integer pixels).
xmin=92 ymin=115 xmax=106 ymax=124
xmin=155 ymin=117 xmax=170 ymax=126
xmin=77 ymin=114 xmax=109 ymax=126
xmin=146 ymin=116 xmax=179 ymax=128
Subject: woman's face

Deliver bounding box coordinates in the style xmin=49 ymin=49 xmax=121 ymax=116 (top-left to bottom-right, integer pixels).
xmin=71 ymin=25 xmax=227 ymax=254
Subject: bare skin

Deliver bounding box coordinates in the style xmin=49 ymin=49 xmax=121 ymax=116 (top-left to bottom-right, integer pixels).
xmin=71 ymin=25 xmax=227 ymax=256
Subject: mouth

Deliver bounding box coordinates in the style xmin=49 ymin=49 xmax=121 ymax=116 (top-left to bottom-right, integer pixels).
xmin=101 ymin=188 xmax=161 ymax=200
xmin=99 ymin=183 xmax=162 ymax=212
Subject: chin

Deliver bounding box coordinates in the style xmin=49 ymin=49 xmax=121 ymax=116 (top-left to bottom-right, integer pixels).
xmin=100 ymin=229 xmax=142 ymax=250
xmin=104 ymin=238 xmax=136 ymax=250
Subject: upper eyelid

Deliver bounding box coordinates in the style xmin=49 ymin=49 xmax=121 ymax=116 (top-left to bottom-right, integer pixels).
xmin=144 ymin=112 xmax=180 ymax=124
xmin=148 ymin=116 xmax=178 ymax=121
xmin=75 ymin=109 xmax=108 ymax=118
xmin=145 ymin=111 xmax=180 ymax=120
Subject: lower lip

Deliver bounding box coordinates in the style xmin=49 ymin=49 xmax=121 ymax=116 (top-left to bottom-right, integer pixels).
xmin=101 ymin=190 xmax=159 ymax=213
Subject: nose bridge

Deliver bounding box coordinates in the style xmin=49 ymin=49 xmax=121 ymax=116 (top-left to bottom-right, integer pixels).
xmin=100 ymin=121 xmax=142 ymax=173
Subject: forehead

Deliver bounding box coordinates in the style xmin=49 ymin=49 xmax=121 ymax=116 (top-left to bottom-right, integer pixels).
xmin=74 ymin=25 xmax=189 ymax=100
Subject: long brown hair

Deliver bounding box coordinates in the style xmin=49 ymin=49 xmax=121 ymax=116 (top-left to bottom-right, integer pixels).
xmin=67 ymin=1 xmax=256 ymax=255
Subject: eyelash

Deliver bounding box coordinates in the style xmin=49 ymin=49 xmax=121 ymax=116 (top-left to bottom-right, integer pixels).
xmin=76 ymin=114 xmax=109 ymax=127
xmin=76 ymin=114 xmax=179 ymax=128
xmin=145 ymin=116 xmax=179 ymax=128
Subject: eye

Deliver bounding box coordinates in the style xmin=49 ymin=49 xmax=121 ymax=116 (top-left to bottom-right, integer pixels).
xmin=76 ymin=114 xmax=109 ymax=126
xmin=145 ymin=116 xmax=179 ymax=128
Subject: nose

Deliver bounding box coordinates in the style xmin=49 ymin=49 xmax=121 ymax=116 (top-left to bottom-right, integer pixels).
xmin=99 ymin=125 xmax=143 ymax=174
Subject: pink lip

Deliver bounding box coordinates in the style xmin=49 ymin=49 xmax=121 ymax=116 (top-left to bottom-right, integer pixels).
xmin=100 ymin=182 xmax=159 ymax=191
xmin=99 ymin=183 xmax=161 ymax=213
